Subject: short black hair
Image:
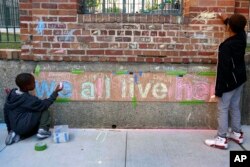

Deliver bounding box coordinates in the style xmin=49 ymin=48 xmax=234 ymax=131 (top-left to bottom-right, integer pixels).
xmin=15 ymin=73 xmax=34 ymax=90
xmin=228 ymin=14 xmax=247 ymax=33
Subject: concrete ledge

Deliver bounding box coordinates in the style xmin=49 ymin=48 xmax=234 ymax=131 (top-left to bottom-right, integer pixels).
xmin=0 ymin=60 xmax=249 ymax=128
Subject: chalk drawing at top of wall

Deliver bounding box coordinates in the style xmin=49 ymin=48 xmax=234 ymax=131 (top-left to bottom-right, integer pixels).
xmin=35 ymin=19 xmax=45 ymax=35
xmin=191 ymin=11 xmax=217 ymax=24
xmin=35 ymin=72 xmax=216 ymax=102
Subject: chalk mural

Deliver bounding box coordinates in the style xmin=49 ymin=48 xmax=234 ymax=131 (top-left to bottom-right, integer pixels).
xmin=191 ymin=11 xmax=217 ymax=24
xmin=36 ymin=18 xmax=45 ymax=35
xmin=35 ymin=72 xmax=216 ymax=102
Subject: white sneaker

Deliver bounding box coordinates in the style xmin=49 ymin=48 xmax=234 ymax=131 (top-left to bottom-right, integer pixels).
xmin=204 ymin=136 xmax=228 ymax=149
xmin=229 ymin=131 xmax=243 ymax=144
xmin=5 ymin=131 xmax=20 ymax=145
xmin=37 ymin=129 xmax=51 ymax=139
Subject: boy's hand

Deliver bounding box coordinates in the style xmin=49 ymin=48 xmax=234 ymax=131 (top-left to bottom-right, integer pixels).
xmin=218 ymin=13 xmax=228 ymax=22
xmin=55 ymin=82 xmax=63 ymax=92
xmin=209 ymin=95 xmax=218 ymax=102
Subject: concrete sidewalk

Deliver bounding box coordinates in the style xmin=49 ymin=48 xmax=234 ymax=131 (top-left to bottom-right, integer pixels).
xmin=0 ymin=124 xmax=249 ymax=167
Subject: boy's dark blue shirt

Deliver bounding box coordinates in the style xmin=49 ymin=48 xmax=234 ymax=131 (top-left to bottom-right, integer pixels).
xmin=215 ymin=30 xmax=247 ymax=97
xmin=4 ymin=88 xmax=58 ymax=136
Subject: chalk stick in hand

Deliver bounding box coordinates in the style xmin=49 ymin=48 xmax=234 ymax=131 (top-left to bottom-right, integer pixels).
xmin=59 ymin=82 xmax=63 ymax=89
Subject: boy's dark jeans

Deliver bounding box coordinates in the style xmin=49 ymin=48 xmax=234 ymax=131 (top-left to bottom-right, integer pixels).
xmin=39 ymin=110 xmax=51 ymax=131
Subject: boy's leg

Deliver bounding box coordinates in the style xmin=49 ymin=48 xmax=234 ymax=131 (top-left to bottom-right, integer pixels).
xmin=204 ymin=90 xmax=234 ymax=149
xmin=228 ymin=85 xmax=244 ymax=144
xmin=39 ymin=110 xmax=51 ymax=131
xmin=217 ymin=91 xmax=234 ymax=138
xmin=37 ymin=110 xmax=52 ymax=139
xmin=229 ymin=84 xmax=244 ymax=133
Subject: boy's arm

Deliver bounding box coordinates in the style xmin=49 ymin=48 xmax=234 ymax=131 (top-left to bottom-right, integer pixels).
xmin=24 ymin=91 xmax=59 ymax=112
xmin=22 ymin=83 xmax=63 ymax=112
xmin=215 ymin=45 xmax=232 ymax=97
xmin=3 ymin=107 xmax=11 ymax=132
xmin=218 ymin=13 xmax=229 ymax=25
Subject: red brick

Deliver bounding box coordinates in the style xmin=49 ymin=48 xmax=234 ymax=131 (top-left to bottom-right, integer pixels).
xmin=52 ymin=43 xmax=60 ymax=48
xmin=62 ymin=43 xmax=70 ymax=48
xmin=179 ymin=51 xmax=197 ymax=56
xmin=124 ymin=50 xmax=133 ymax=55
xmin=235 ymin=8 xmax=249 ymax=14
xmin=54 ymin=10 xmax=77 ymax=16
xmin=217 ymin=1 xmax=235 ymax=6
xmin=198 ymin=51 xmax=216 ymax=56
xmin=68 ymin=50 xmax=85 ymax=55
xmin=127 ymin=57 xmax=136 ymax=62
xmin=20 ymin=23 xmax=28 ymax=28
xmin=32 ymin=0 xmax=50 ymax=2
xmin=136 ymin=57 xmax=145 ymax=62
xmin=20 ymin=3 xmax=33 ymax=9
xmin=80 ymin=57 xmax=90 ymax=62
xmin=20 ymin=16 xmax=32 ymax=21
xmin=0 ymin=51 xmax=7 ymax=59
xmin=142 ymin=51 xmax=160 ymax=56
xmin=43 ymin=43 xmax=51 ymax=48
xmin=100 ymin=43 xmax=109 ymax=48
xmin=155 ymin=58 xmax=164 ymax=63
xmin=50 ymin=0 xmax=69 ymax=2
xmin=159 ymin=31 xmax=166 ymax=36
xmin=69 ymin=56 xmax=81 ymax=62
xmin=20 ymin=55 xmax=34 ymax=60
xmin=33 ymin=49 xmax=47 ymax=54
xmin=58 ymin=4 xmax=77 ymax=9
xmin=63 ymin=56 xmax=71 ymax=62
xmin=109 ymin=30 xmax=115 ymax=35
xmin=89 ymin=43 xmax=100 ymax=48
xmin=105 ymin=50 xmax=123 ymax=55
xmin=87 ymin=50 xmax=104 ymax=55
xmin=59 ymin=17 xmax=77 ymax=22
xmin=41 ymin=3 xmax=57 ymax=9
xmin=32 ymin=10 xmax=49 ymax=15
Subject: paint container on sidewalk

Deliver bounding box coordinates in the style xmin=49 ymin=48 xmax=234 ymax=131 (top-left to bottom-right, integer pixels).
xmin=53 ymin=125 xmax=69 ymax=143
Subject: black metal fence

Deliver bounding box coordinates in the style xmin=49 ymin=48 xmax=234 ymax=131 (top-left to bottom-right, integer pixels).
xmin=79 ymin=0 xmax=182 ymax=15
xmin=0 ymin=0 xmax=20 ymax=43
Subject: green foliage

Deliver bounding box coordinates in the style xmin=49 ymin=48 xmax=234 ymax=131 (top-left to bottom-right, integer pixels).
xmin=145 ymin=0 xmax=159 ymax=12
xmin=0 ymin=33 xmax=20 ymax=49
xmin=85 ymin=0 xmax=99 ymax=7
xmin=105 ymin=0 xmax=121 ymax=13
xmin=0 ymin=43 xmax=21 ymax=49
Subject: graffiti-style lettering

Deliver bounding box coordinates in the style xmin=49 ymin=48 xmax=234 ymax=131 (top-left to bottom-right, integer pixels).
xmin=81 ymin=82 xmax=94 ymax=100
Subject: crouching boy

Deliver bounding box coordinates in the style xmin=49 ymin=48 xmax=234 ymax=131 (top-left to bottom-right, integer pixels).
xmin=4 ymin=73 xmax=63 ymax=145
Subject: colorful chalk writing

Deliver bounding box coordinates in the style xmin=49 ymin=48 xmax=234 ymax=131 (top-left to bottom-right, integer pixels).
xmin=36 ymin=80 xmax=72 ymax=99
xmin=36 ymin=19 xmax=45 ymax=35
xmin=35 ymin=72 xmax=216 ymax=102
xmin=34 ymin=65 xmax=41 ymax=77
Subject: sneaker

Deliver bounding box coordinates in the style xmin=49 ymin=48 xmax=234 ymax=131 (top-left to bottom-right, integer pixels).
xmin=37 ymin=129 xmax=51 ymax=139
xmin=204 ymin=136 xmax=228 ymax=149
xmin=229 ymin=131 xmax=243 ymax=144
xmin=5 ymin=131 xmax=20 ymax=145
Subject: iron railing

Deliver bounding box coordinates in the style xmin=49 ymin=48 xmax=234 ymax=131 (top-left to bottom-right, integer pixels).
xmin=0 ymin=0 xmax=20 ymax=43
xmin=78 ymin=0 xmax=182 ymax=15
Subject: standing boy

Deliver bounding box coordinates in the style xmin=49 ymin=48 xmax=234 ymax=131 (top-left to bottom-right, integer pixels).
xmin=205 ymin=14 xmax=247 ymax=149
xmin=4 ymin=73 xmax=63 ymax=145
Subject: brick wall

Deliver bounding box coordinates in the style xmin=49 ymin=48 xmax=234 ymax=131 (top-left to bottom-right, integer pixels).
xmin=2 ymin=0 xmax=249 ymax=63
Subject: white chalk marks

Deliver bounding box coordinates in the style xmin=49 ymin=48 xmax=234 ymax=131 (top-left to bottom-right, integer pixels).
xmin=191 ymin=11 xmax=217 ymax=24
